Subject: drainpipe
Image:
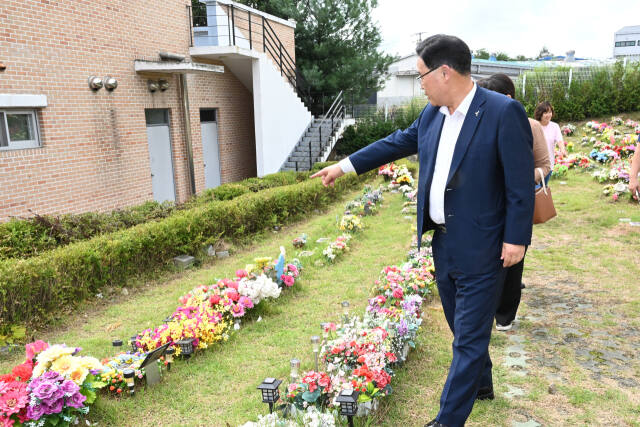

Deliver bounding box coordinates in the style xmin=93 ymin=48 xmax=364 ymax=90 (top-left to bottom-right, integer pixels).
xmin=179 ymin=73 xmax=196 ymax=196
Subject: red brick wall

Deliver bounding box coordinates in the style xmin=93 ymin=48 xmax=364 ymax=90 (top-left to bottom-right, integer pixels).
xmin=0 ymin=0 xmax=257 ymax=221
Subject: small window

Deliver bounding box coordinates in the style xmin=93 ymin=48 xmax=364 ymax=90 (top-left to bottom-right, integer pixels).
xmin=145 ymin=109 xmax=169 ymax=126
xmin=200 ymin=109 xmax=216 ymax=123
xmin=0 ymin=110 xmax=41 ymax=150
xmin=615 ymin=41 xmax=622 ymax=47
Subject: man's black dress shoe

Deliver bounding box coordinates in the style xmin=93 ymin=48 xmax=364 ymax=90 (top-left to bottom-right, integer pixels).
xmin=476 ymin=386 xmax=495 ymax=400
xmin=424 ymin=419 xmax=449 ymax=427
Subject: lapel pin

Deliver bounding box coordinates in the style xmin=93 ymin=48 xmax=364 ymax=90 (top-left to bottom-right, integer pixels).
xmin=475 ymin=110 xmax=479 ymax=117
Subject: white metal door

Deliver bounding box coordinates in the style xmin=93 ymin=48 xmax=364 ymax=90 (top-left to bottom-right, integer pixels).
xmin=200 ymin=109 xmax=221 ymax=188
xmin=145 ymin=110 xmax=176 ymax=202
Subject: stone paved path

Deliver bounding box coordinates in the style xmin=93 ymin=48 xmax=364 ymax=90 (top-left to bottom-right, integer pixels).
xmin=494 ymin=269 xmax=640 ymax=426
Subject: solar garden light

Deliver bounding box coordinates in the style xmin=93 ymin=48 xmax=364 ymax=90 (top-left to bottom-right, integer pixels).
xmin=164 ymin=347 xmax=175 ymax=371
xmin=257 ymin=377 xmax=282 ymax=414
xmin=290 ymin=358 xmax=300 ymax=383
xmin=311 ymin=335 xmax=321 ymax=372
xmin=234 ymin=319 xmax=241 ymax=330
xmin=123 ymin=369 xmax=135 ymax=396
xmin=341 ymin=301 xmax=350 ymax=320
xmin=336 ymin=389 xmax=360 ymax=427
xmin=129 ymin=336 xmax=138 ymax=353
xmin=112 ymin=339 xmax=123 ymax=349
xmin=176 ymin=338 xmax=194 ymax=359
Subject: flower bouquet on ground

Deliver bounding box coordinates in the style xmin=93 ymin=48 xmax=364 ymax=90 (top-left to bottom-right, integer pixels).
xmin=561 ymin=123 xmax=576 ymax=136
xmin=339 ymin=214 xmax=363 ymax=233
xmin=99 ymin=352 xmax=146 ymax=395
xmin=322 ymin=235 xmax=351 ymax=262
xmin=286 ymin=371 xmax=334 ymax=412
xmin=292 ymin=234 xmax=307 ymax=249
xmin=378 ymin=163 xmax=397 ymax=180
xmin=0 ymin=341 xmax=106 ymax=427
xmin=603 ymin=182 xmax=633 ymax=202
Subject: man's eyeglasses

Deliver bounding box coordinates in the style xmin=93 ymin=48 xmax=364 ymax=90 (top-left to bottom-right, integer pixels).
xmin=416 ymin=66 xmax=439 ymax=81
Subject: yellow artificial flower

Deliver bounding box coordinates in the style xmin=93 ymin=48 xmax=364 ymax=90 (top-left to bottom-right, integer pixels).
xmin=68 ymin=365 xmax=90 ymax=385
xmin=36 ymin=345 xmax=75 ymax=366
xmin=50 ymin=355 xmax=76 ymax=377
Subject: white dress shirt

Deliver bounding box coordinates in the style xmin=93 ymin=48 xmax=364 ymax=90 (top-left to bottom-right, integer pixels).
xmin=429 ymin=83 xmax=476 ymax=224
xmin=339 ymin=83 xmax=477 ymax=225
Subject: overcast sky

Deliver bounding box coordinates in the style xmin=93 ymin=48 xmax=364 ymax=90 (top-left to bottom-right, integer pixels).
xmin=371 ymin=0 xmax=640 ymax=60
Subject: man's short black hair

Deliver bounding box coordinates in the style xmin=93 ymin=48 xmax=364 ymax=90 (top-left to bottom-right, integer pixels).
xmin=416 ymin=34 xmax=472 ymax=75
xmin=477 ymin=73 xmax=516 ymax=98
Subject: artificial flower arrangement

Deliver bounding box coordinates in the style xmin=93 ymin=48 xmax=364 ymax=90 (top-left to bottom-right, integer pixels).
xmin=286 ymin=371 xmax=334 ymax=411
xmin=322 ymin=235 xmax=351 ymax=262
xmin=610 ymin=116 xmax=624 ymax=126
xmin=561 ymin=123 xmax=576 ymax=136
xmin=292 ymin=234 xmax=307 ymax=249
xmin=602 ymin=182 xmax=633 ymax=202
xmin=98 ymin=352 xmax=147 ymax=395
xmin=584 ymin=120 xmax=610 ymax=134
xmin=241 ymin=406 xmax=336 ymax=427
xmin=377 ymin=163 xmax=397 ymax=179
xmin=1 ymin=340 xmax=106 ymax=427
xmin=339 ymin=214 xmax=363 ymax=233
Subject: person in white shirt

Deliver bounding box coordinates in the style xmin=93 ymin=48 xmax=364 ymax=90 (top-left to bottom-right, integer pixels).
xmin=535 ymin=101 xmax=567 ymax=184
xmin=312 ymin=34 xmax=534 ymax=427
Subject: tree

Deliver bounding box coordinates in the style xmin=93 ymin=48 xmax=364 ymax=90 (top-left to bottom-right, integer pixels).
xmin=537 ymin=46 xmax=552 ymax=59
xmin=494 ymin=52 xmax=512 ymax=61
xmin=515 ymin=55 xmax=528 ymax=61
xmin=236 ymin=0 xmax=395 ymax=111
xmin=473 ymin=48 xmax=490 ymax=59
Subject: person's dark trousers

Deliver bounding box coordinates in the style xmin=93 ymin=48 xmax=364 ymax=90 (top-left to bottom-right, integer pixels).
xmin=432 ymin=230 xmax=505 ymax=427
xmin=495 ymin=246 xmax=528 ymax=326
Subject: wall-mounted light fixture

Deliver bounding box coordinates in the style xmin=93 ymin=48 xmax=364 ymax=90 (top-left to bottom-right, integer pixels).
xmin=158 ymin=80 xmax=169 ymax=91
xmin=0 ymin=62 xmax=6 ymax=72
xmin=104 ymin=76 xmax=118 ymax=91
xmin=88 ymin=76 xmax=103 ymax=91
xmin=147 ymin=80 xmax=159 ymax=92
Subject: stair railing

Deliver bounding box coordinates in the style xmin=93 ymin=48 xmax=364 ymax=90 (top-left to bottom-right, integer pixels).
xmin=312 ymin=91 xmax=345 ymax=170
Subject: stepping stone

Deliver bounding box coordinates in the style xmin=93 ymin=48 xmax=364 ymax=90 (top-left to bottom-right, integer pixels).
xmin=504 ymin=385 xmax=525 ymax=399
xmin=513 ymin=421 xmax=541 ymax=427
xmin=614 ymin=377 xmax=640 ymax=388
xmin=216 ymin=250 xmax=230 ymax=258
xmin=298 ymin=250 xmax=315 ymax=257
xmin=506 ymin=345 xmax=526 ymax=358
xmin=531 ymin=329 xmax=548 ymax=340
xmin=508 ymin=335 xmax=526 ymax=344
xmin=505 ymin=354 xmax=528 ymax=369
xmin=316 ymin=237 xmax=329 ymax=243
xmin=545 ymin=372 xmax=564 ymax=383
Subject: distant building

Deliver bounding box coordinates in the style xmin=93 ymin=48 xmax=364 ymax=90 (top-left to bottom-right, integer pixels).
xmin=614 ymin=25 xmax=640 ymax=62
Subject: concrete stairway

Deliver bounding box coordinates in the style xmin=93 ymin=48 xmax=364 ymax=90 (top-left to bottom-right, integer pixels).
xmin=280 ymin=116 xmax=348 ymax=171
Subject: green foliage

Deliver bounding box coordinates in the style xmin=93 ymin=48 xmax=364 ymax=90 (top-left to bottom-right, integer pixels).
xmin=0 ymin=171 xmax=373 ymax=329
xmin=515 ymin=61 xmax=640 ymax=121
xmin=335 ymin=98 xmax=427 ymax=156
xmin=473 ymin=48 xmax=490 ymax=59
xmin=0 ymin=171 xmax=312 ymax=260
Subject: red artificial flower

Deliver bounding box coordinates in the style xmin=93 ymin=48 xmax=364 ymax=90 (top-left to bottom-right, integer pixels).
xmin=209 ymin=294 xmax=221 ymax=305
xmin=226 ymin=290 xmax=240 ymax=302
xmin=11 ymin=362 xmax=32 ymax=382
xmin=0 ymin=374 xmax=16 ymax=383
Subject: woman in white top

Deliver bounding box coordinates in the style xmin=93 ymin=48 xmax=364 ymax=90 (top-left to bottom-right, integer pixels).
xmin=535 ymin=101 xmax=566 ymax=185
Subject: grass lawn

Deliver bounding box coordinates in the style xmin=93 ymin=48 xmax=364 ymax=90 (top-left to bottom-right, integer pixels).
xmin=3 ymin=115 xmax=640 ymax=426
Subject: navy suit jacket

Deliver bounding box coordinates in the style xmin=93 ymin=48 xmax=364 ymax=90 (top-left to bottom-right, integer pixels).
xmin=350 ymin=86 xmax=534 ymax=275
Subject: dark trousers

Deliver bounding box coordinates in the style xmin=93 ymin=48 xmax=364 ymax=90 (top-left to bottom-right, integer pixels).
xmin=432 ymin=230 xmax=505 ymax=427
xmin=495 ymin=246 xmax=528 ymax=326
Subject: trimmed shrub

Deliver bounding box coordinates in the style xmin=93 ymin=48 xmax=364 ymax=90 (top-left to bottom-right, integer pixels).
xmin=0 ymin=172 xmax=374 ymax=328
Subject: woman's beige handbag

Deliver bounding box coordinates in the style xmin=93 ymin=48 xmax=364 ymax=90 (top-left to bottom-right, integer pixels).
xmin=533 ymin=168 xmax=557 ymax=224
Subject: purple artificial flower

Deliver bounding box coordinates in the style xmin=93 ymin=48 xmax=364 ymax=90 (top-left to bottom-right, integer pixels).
xmin=66 ymin=392 xmax=87 ymax=409
xmin=397 ymin=319 xmax=409 ymax=337
xmin=27 ymin=402 xmax=46 ymax=420
xmin=43 ymin=398 xmax=64 ymax=415
xmin=31 ymin=380 xmax=59 ymax=401
xmin=41 ymin=371 xmax=63 ymax=382
xmin=60 ymin=380 xmax=80 ymax=396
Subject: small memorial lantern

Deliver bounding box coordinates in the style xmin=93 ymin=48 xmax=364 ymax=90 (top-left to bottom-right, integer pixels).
xmin=257 ymin=377 xmax=282 ymax=414
xmin=290 ymin=358 xmax=300 ymax=383
xmin=336 ymin=389 xmax=360 ymax=427
xmin=176 ymin=338 xmax=194 ymax=359
xmin=129 ymin=336 xmax=138 ymax=353
xmin=112 ymin=339 xmax=123 ymax=349
xmin=123 ymin=369 xmax=135 ymax=396
xmin=311 ymin=335 xmax=321 ymax=371
xmin=320 ymin=323 xmax=328 ymax=339
xmin=164 ymin=346 xmax=175 ymax=371
xmin=341 ymin=301 xmax=350 ymax=320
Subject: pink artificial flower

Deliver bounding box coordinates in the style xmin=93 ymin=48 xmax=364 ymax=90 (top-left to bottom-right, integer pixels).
xmin=230 ymin=304 xmax=245 ymax=318
xmin=238 ymin=296 xmax=254 ymax=309
xmin=235 ymin=269 xmax=248 ymax=278
xmin=613 ymin=194 xmax=619 ymax=201
xmin=226 ymin=290 xmax=240 ymax=302
xmin=227 ymin=281 xmax=239 ymax=290
xmin=286 ymin=264 xmax=299 ymax=276
xmin=392 ymin=287 xmax=404 ymax=299
xmin=178 ymin=294 xmax=191 ymax=305
xmin=0 ymin=383 xmax=28 ymax=416
xmin=209 ymin=294 xmax=221 ymax=306
xmin=0 ymin=414 xmax=15 ymax=427
xmin=282 ymin=275 xmax=294 ymax=287
xmin=25 ymin=340 xmax=49 ymax=361
xmin=288 ymin=383 xmax=298 ymax=392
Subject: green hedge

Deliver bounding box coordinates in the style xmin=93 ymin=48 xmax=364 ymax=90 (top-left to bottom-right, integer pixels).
xmin=515 ymin=61 xmax=640 ymax=122
xmin=335 ymin=98 xmax=427 ymax=156
xmin=0 ymin=171 xmax=311 ymax=260
xmin=0 ymin=172 xmax=373 ymax=328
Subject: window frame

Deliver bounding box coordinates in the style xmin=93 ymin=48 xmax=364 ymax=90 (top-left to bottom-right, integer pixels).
xmin=0 ymin=109 xmax=42 ymax=150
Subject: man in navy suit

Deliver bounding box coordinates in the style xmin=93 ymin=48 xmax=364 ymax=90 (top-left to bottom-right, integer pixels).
xmin=311 ymin=34 xmax=534 ymax=426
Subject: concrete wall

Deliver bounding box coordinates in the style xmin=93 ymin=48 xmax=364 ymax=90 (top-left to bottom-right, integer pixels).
xmin=252 ymin=54 xmax=311 ymax=176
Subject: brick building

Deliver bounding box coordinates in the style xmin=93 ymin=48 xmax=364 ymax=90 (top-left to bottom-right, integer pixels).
xmin=0 ymin=0 xmax=311 ymax=221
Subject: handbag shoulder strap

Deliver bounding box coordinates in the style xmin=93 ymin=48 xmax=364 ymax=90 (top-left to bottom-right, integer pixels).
xmin=536 ymin=168 xmax=548 ymax=195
